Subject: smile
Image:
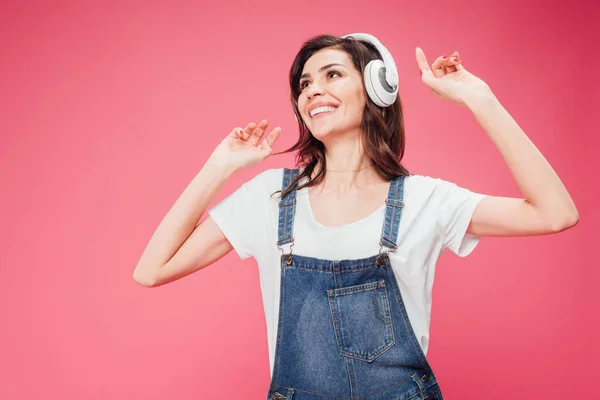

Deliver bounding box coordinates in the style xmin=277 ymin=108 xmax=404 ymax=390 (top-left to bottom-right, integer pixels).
xmin=311 ymin=106 xmax=338 ymax=119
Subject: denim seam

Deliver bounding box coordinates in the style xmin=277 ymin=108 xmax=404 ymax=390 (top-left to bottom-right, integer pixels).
xmin=281 ymin=265 xmax=390 ymax=273
xmin=270 ymin=374 xmax=415 ymax=399
xmin=388 ymin=276 xmax=430 ymax=370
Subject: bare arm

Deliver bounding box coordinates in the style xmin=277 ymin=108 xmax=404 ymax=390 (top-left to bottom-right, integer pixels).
xmin=133 ymin=120 xmax=281 ymax=287
xmin=133 ymin=157 xmax=236 ymax=287
xmin=415 ymin=49 xmax=578 ymax=239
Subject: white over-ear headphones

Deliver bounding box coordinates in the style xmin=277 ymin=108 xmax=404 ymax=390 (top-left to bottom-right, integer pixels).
xmin=294 ymin=33 xmax=399 ymax=122
xmin=341 ymin=32 xmax=399 ymax=107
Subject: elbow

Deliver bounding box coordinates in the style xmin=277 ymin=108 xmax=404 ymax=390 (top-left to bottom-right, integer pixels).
xmin=133 ymin=267 xmax=157 ymax=288
xmin=551 ymin=212 xmax=579 ymax=232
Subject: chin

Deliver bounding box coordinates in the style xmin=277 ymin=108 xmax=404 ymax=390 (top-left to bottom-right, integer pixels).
xmin=309 ymin=127 xmax=344 ymax=142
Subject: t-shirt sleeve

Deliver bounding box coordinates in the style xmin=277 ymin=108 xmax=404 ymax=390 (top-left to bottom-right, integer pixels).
xmin=207 ymin=169 xmax=273 ymax=260
xmin=436 ymin=178 xmax=487 ymax=257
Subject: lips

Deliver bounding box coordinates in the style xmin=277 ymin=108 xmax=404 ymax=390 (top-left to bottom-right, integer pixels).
xmin=311 ymin=107 xmax=338 ymax=120
xmin=307 ymin=102 xmax=339 ymax=118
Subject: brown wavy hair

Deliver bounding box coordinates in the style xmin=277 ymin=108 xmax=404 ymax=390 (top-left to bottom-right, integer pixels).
xmin=272 ymin=34 xmax=410 ymax=199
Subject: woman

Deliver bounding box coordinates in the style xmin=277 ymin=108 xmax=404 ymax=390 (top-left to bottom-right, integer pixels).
xmin=133 ymin=33 xmax=579 ymax=399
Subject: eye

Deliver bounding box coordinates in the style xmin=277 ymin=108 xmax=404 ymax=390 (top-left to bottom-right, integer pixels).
xmin=299 ymin=70 xmax=342 ymax=91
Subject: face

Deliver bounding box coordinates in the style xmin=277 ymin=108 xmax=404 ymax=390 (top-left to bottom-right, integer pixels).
xmin=297 ymin=48 xmax=366 ymax=141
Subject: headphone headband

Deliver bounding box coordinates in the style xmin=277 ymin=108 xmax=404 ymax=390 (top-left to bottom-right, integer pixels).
xmin=341 ymin=32 xmax=399 ymax=107
xmin=342 ymin=33 xmax=399 ymax=87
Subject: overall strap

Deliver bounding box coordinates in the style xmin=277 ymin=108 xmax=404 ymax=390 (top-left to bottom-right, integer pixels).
xmin=379 ymin=175 xmax=406 ymax=254
xmin=276 ymin=168 xmax=300 ymax=254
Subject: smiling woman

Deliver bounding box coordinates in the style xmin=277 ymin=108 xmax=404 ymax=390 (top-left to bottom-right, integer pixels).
xmin=247 ymin=35 xmax=449 ymax=399
xmin=274 ymin=34 xmax=410 ymax=196
xmin=133 ymin=32 xmax=578 ymax=400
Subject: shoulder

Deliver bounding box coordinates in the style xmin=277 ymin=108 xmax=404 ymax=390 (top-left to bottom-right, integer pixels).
xmin=241 ymin=167 xmax=286 ymax=195
xmin=405 ymin=173 xmax=466 ymax=196
xmin=404 ymin=173 xmax=449 ymax=198
xmin=247 ymin=167 xmax=284 ymax=184
xmin=403 ymin=173 xmax=482 ymax=212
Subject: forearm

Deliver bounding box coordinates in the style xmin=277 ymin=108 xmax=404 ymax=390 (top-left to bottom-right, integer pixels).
xmin=467 ymin=93 xmax=579 ymax=226
xmin=133 ymin=154 xmax=236 ymax=280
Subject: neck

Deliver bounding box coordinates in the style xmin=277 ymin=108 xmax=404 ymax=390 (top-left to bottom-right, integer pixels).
xmin=309 ymin=156 xmax=383 ymax=193
xmin=305 ymin=128 xmax=387 ymax=191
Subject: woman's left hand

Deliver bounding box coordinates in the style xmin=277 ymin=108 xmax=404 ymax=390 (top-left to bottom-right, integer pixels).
xmin=416 ymin=47 xmax=493 ymax=108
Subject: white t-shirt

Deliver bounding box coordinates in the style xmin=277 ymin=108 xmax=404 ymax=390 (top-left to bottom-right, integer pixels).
xmin=208 ymin=167 xmax=487 ymax=378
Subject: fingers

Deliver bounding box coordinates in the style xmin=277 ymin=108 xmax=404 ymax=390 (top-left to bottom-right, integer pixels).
xmin=415 ymin=47 xmax=432 ymax=74
xmin=230 ymin=122 xmax=256 ymax=140
xmin=451 ymin=51 xmax=465 ymax=71
xmin=232 ymin=119 xmax=281 ymax=151
xmin=431 ymin=55 xmax=450 ymax=78
xmin=417 ymin=47 xmax=464 ymax=80
xmin=261 ymin=126 xmax=282 ymax=150
xmin=430 ymin=52 xmax=463 ymax=77
xmin=247 ymin=119 xmax=269 ymax=146
xmin=239 ymin=122 xmax=257 ymax=140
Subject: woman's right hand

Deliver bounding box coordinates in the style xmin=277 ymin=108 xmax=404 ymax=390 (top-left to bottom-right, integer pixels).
xmin=208 ymin=119 xmax=281 ymax=173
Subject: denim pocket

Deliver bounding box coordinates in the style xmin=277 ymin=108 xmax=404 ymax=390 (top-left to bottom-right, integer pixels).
xmin=327 ymin=279 xmax=395 ymax=362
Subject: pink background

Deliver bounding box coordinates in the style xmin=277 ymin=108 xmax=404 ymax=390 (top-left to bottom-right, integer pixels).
xmin=1 ymin=0 xmax=598 ymax=398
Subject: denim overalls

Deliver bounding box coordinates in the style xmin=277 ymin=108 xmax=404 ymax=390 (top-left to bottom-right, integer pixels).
xmin=267 ymin=168 xmax=444 ymax=400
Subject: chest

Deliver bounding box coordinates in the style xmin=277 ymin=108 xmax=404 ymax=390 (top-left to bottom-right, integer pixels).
xmin=307 ymin=184 xmax=390 ymax=227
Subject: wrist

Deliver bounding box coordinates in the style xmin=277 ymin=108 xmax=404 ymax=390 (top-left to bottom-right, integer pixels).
xmin=465 ymin=90 xmax=498 ymax=113
xmin=205 ymin=153 xmax=238 ymax=177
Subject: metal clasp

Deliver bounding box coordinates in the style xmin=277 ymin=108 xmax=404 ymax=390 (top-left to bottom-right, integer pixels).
xmin=278 ymin=239 xmax=295 ymax=266
xmin=376 ymin=238 xmax=396 ymax=265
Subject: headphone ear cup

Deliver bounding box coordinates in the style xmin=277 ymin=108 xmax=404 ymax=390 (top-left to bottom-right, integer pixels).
xmin=363 ymin=60 xmax=380 ymax=107
xmin=364 ymin=59 xmax=397 ymax=108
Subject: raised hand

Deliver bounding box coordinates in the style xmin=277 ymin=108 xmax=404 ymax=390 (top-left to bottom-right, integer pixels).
xmin=209 ymin=119 xmax=281 ymax=172
xmin=416 ymin=47 xmax=493 ymax=108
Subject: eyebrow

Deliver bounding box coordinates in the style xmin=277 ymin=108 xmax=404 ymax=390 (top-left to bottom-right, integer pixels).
xmin=300 ymin=63 xmax=346 ymax=80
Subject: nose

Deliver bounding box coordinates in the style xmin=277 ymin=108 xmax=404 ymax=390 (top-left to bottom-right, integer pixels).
xmin=305 ymin=81 xmax=325 ymax=99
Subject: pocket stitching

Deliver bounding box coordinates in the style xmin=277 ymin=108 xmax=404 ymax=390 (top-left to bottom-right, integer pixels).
xmin=327 ymin=280 xmax=395 ymax=362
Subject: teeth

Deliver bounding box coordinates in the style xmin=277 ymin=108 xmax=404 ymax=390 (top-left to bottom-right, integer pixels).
xmin=310 ymin=106 xmax=337 ymax=118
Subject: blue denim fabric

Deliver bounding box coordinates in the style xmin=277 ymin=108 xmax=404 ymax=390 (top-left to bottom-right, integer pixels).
xmin=268 ymin=168 xmax=443 ymax=400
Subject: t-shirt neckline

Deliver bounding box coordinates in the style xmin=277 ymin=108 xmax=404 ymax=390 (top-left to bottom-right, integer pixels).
xmin=298 ymin=185 xmax=386 ymax=229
